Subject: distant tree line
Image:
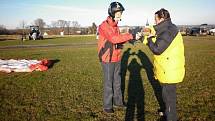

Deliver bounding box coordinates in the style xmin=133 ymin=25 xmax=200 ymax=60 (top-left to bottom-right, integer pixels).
xmin=0 ymin=18 xmax=97 ymax=35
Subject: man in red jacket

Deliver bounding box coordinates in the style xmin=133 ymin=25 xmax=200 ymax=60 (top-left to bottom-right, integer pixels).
xmin=98 ymin=2 xmax=135 ymax=113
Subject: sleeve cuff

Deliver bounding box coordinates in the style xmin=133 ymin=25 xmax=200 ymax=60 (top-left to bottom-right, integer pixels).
xmin=147 ymin=37 xmax=153 ymax=46
xmin=143 ymin=36 xmax=148 ymax=45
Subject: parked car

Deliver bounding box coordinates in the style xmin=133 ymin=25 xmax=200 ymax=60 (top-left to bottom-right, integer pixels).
xmin=186 ymin=27 xmax=209 ymax=36
xmin=209 ymin=28 xmax=215 ymax=36
xmin=187 ymin=27 xmax=201 ymax=36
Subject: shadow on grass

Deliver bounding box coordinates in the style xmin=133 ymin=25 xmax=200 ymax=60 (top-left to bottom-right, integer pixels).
xmin=121 ymin=48 xmax=131 ymax=103
xmin=47 ymin=59 xmax=60 ymax=69
xmin=121 ymin=49 xmax=165 ymax=121
xmin=125 ymin=58 xmax=145 ymax=121
xmin=137 ymin=50 xmax=165 ymax=113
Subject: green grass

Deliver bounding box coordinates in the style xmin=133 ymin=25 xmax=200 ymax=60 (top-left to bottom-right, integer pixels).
xmin=0 ymin=36 xmax=215 ymax=121
xmin=0 ymin=35 xmax=96 ymax=46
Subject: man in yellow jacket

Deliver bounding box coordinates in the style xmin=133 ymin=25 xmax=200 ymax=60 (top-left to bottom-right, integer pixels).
xmin=143 ymin=8 xmax=185 ymax=121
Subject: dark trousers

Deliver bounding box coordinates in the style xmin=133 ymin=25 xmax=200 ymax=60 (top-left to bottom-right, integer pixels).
xmin=162 ymin=84 xmax=177 ymax=121
xmin=101 ymin=61 xmax=123 ymax=109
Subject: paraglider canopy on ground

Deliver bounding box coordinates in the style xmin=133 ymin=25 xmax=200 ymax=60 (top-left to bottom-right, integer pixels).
xmin=0 ymin=59 xmax=60 ymax=73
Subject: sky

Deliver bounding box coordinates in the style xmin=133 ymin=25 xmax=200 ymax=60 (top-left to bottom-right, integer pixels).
xmin=0 ymin=0 xmax=215 ymax=29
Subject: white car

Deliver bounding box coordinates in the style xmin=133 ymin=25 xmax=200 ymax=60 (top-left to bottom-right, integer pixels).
xmin=209 ymin=28 xmax=215 ymax=35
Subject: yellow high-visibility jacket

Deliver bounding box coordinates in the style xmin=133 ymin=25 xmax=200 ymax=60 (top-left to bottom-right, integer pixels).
xmin=144 ymin=19 xmax=185 ymax=84
xmin=153 ymin=32 xmax=185 ymax=83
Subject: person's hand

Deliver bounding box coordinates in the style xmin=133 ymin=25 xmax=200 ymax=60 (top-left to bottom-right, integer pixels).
xmin=136 ymin=32 xmax=143 ymax=40
xmin=129 ymin=27 xmax=142 ymax=40
xmin=143 ymin=25 xmax=156 ymax=36
xmin=147 ymin=33 xmax=156 ymax=39
xmin=142 ymin=28 xmax=151 ymax=36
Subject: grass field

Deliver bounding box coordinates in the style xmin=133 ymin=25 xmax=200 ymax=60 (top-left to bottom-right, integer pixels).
xmin=0 ymin=35 xmax=96 ymax=46
xmin=0 ymin=36 xmax=215 ymax=121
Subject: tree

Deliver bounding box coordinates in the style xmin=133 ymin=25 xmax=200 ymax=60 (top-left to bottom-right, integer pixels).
xmin=20 ymin=20 xmax=27 ymax=29
xmin=34 ymin=18 xmax=46 ymax=32
xmin=65 ymin=21 xmax=71 ymax=35
xmin=50 ymin=21 xmax=59 ymax=35
xmin=51 ymin=21 xmax=58 ymax=28
xmin=71 ymin=21 xmax=80 ymax=34
xmin=20 ymin=20 xmax=27 ymax=40
xmin=20 ymin=20 xmax=27 ymax=34
xmin=57 ymin=20 xmax=66 ymax=31
xmin=91 ymin=22 xmax=97 ymax=34
xmin=72 ymin=21 xmax=80 ymax=28
xmin=88 ymin=22 xmax=97 ymax=34
xmin=0 ymin=25 xmax=8 ymax=35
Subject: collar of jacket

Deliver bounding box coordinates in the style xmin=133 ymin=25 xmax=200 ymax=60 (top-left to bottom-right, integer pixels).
xmin=154 ymin=18 xmax=172 ymax=33
xmin=106 ymin=16 xmax=118 ymax=27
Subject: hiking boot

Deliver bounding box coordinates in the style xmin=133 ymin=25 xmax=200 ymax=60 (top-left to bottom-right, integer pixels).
xmin=103 ymin=109 xmax=114 ymax=113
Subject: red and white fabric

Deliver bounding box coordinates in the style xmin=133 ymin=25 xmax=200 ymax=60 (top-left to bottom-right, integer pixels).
xmin=0 ymin=59 xmax=49 ymax=73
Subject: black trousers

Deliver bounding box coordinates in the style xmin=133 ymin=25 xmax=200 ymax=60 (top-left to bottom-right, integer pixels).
xmin=162 ymin=84 xmax=177 ymax=121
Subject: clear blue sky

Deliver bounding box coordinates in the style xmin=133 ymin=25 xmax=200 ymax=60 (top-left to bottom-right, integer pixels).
xmin=0 ymin=0 xmax=215 ymax=29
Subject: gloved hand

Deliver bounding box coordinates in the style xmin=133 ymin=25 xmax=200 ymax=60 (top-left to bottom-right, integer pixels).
xmin=129 ymin=27 xmax=143 ymax=40
xmin=144 ymin=25 xmax=156 ymax=37
xmin=136 ymin=32 xmax=143 ymax=40
xmin=142 ymin=25 xmax=157 ymax=45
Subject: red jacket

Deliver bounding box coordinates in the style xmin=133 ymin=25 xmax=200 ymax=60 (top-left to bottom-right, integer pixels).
xmin=98 ymin=17 xmax=133 ymax=62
